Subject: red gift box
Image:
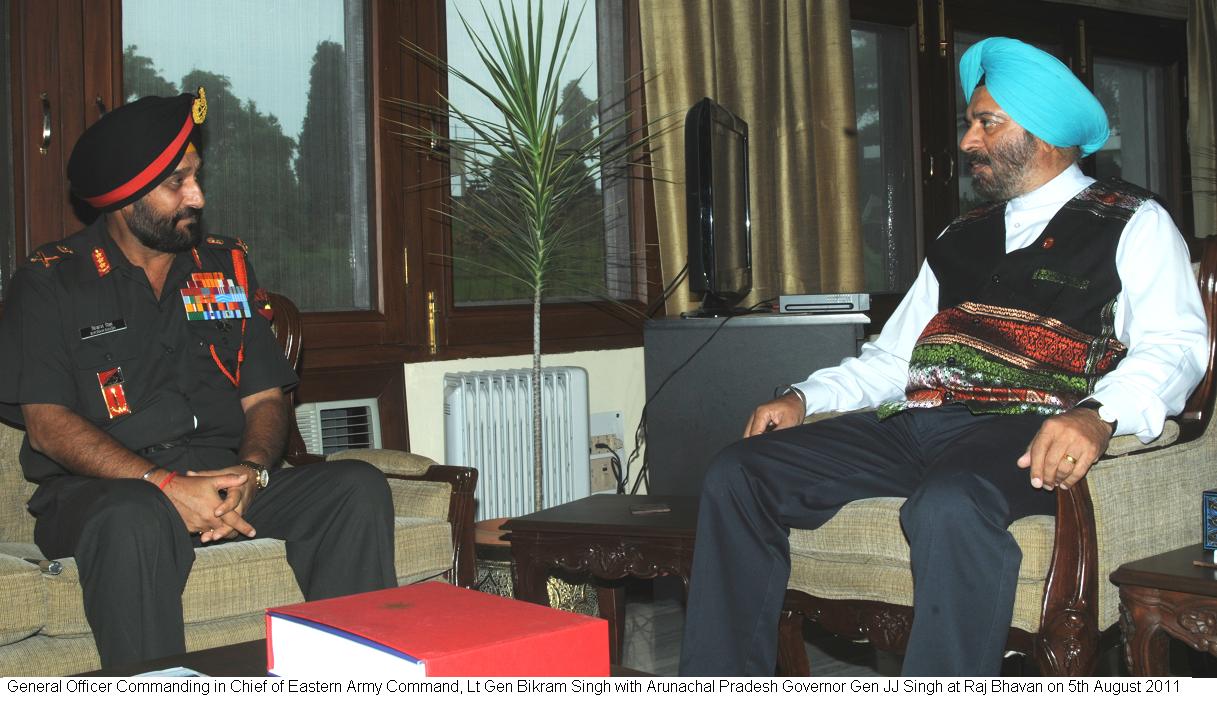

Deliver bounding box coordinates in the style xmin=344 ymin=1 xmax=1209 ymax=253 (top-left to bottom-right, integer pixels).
xmin=266 ymin=582 xmax=608 ymax=677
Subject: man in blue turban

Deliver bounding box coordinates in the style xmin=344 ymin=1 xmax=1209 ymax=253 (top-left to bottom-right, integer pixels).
xmin=680 ymin=37 xmax=1206 ymax=675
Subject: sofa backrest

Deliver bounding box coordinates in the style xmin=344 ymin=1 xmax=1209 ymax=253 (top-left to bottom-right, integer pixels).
xmin=0 ymin=422 xmax=35 ymax=544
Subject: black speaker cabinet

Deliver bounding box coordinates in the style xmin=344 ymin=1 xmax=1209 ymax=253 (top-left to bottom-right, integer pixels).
xmin=643 ymin=313 xmax=866 ymax=496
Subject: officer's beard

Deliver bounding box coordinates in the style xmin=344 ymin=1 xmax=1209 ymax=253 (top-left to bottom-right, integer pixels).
xmin=126 ymin=200 xmax=204 ymax=253
xmin=966 ymin=129 xmax=1041 ymax=202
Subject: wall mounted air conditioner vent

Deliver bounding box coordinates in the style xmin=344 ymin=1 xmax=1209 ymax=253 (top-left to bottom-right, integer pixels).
xmin=295 ymin=399 xmax=382 ymax=455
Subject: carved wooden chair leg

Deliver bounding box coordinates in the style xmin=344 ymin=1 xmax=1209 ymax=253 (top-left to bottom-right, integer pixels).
xmin=1032 ymin=479 xmax=1100 ymax=675
xmin=777 ymin=608 xmax=812 ymax=676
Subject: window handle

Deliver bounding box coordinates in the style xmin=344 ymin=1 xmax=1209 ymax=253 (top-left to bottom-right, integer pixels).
xmin=925 ymin=151 xmax=935 ymax=182
xmin=943 ymin=150 xmax=956 ymax=181
xmin=39 ymin=92 xmax=51 ymax=155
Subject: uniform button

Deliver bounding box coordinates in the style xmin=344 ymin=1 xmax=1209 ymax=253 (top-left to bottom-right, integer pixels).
xmin=943 ymin=391 xmax=954 ymax=401
xmin=947 ymin=356 xmax=957 ymax=365
xmin=104 ymin=353 xmax=113 ymax=361
xmin=991 ymin=274 xmax=1001 ymax=283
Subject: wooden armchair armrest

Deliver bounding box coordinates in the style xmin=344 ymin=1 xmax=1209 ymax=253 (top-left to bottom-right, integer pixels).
xmin=381 ymin=464 xmax=478 ymax=588
xmin=326 ymin=448 xmax=479 ymax=588
xmin=1038 ymin=477 xmax=1099 ymax=674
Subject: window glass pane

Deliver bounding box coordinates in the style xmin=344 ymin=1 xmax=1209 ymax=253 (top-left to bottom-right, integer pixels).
xmin=954 ymin=33 xmax=1061 ymax=213
xmin=851 ymin=22 xmax=917 ymax=292
xmin=1093 ymin=57 xmax=1166 ymax=194
xmin=446 ymin=0 xmax=627 ymax=307
xmin=0 ymin=1 xmax=14 ymax=295
xmin=122 ymin=0 xmax=371 ymax=312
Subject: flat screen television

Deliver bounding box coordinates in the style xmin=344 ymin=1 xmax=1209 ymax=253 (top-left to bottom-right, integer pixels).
xmin=685 ymin=97 xmax=751 ymax=317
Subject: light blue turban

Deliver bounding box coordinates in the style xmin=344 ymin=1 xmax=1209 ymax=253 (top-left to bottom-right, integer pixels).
xmin=959 ymin=37 xmax=1109 ymax=157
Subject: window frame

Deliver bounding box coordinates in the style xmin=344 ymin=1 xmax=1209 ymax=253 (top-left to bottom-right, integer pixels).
xmin=410 ymin=0 xmax=657 ymax=359
xmin=849 ymin=14 xmax=924 ymax=294
xmin=1083 ymin=9 xmax=1191 ymax=236
xmin=104 ymin=0 xmax=656 ymax=365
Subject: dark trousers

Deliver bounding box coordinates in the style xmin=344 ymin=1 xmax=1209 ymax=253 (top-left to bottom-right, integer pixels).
xmin=29 ymin=460 xmax=397 ymax=669
xmin=678 ymin=405 xmax=1057 ymax=676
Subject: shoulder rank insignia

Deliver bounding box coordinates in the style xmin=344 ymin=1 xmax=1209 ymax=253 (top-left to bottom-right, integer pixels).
xmin=236 ymin=238 xmax=249 ymax=254
xmin=92 ymin=248 xmax=112 ymax=277
xmin=29 ymin=251 xmax=61 ymax=268
xmin=205 ymin=237 xmax=226 ymax=247
xmin=56 ymin=245 xmax=74 ymax=254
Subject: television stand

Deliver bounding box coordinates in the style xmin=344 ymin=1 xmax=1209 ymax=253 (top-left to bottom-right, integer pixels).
xmin=680 ymin=306 xmax=765 ymax=319
xmin=643 ymin=312 xmax=867 ymax=495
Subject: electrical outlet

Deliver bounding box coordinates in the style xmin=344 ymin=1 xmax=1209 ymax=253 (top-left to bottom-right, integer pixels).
xmin=590 ymin=433 xmax=624 ymax=452
xmin=590 ymin=411 xmax=625 ymax=493
xmin=589 ymin=411 xmax=626 ymax=454
xmin=590 ymin=456 xmax=617 ymax=493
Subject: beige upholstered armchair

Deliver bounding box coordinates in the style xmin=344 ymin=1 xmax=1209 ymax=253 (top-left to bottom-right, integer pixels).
xmin=777 ymin=238 xmax=1217 ymax=676
xmin=0 ymin=293 xmax=477 ymax=676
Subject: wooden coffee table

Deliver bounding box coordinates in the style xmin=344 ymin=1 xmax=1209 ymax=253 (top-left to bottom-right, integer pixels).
xmin=1110 ymin=544 xmax=1217 ymax=675
xmin=503 ymin=494 xmax=697 ymax=664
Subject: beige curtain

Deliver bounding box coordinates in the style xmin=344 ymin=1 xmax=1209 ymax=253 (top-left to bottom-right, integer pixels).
xmin=639 ymin=0 xmax=864 ymax=314
xmin=1190 ymin=0 xmax=1217 ymax=238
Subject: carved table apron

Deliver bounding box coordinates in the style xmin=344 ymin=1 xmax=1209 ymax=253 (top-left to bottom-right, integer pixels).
xmin=1110 ymin=544 xmax=1217 ymax=675
xmin=504 ymin=494 xmax=698 ymax=665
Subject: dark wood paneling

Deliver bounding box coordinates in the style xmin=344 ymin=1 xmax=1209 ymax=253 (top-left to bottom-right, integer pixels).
xmin=14 ymin=1 xmax=68 ymax=249
xmin=7 ymin=1 xmax=27 ymax=265
xmin=10 ymin=0 xmax=115 ymax=253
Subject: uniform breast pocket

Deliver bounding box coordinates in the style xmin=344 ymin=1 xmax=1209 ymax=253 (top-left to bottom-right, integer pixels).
xmin=72 ymin=334 xmax=140 ymax=422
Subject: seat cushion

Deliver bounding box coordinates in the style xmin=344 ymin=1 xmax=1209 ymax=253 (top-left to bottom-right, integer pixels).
xmin=0 ymin=554 xmax=46 ymax=647
xmin=393 ymin=516 xmax=454 ymax=584
xmin=0 ymin=423 xmax=36 ymax=544
xmin=41 ymin=539 xmax=304 ymax=637
xmin=33 ymin=515 xmax=454 ymax=637
xmin=787 ymin=496 xmax=1056 ymax=633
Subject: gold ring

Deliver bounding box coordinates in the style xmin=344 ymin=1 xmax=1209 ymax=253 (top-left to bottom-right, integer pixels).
xmin=1063 ymin=454 xmax=1078 ymax=465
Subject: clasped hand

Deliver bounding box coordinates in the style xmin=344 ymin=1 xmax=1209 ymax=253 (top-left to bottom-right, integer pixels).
xmin=164 ymin=467 xmax=259 ymax=542
xmin=1017 ymin=408 xmax=1114 ymax=491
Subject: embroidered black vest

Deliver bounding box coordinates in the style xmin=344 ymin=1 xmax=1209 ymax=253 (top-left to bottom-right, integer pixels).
xmin=879 ymin=179 xmax=1154 ymax=418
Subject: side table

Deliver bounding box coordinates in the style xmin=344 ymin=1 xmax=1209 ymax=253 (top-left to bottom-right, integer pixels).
xmin=1110 ymin=544 xmax=1217 ymax=675
xmin=503 ymin=494 xmax=697 ymax=665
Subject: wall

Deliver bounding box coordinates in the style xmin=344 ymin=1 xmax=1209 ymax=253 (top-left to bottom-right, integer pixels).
xmin=402 ymin=347 xmax=646 ymax=469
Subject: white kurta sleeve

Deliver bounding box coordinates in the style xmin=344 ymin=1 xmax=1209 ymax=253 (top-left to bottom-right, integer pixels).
xmin=1089 ymin=200 xmax=1208 ymax=441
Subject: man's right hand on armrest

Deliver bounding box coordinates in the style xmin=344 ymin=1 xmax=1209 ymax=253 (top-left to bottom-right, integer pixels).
xmin=743 ymin=393 xmax=806 ymax=438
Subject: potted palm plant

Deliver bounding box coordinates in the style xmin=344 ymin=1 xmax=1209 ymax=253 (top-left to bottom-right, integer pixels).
xmin=393 ymin=0 xmax=656 ymax=513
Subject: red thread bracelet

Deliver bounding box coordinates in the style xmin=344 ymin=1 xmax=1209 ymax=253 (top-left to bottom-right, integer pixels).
xmin=157 ymin=471 xmax=178 ymax=491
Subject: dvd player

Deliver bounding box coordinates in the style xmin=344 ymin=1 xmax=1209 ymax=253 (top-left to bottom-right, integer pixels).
xmin=778 ymin=292 xmax=870 ymax=314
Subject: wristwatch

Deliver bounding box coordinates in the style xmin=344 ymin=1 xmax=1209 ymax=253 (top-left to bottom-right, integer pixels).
xmin=1075 ymin=399 xmax=1117 ymax=434
xmin=238 ymin=460 xmax=270 ymax=489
